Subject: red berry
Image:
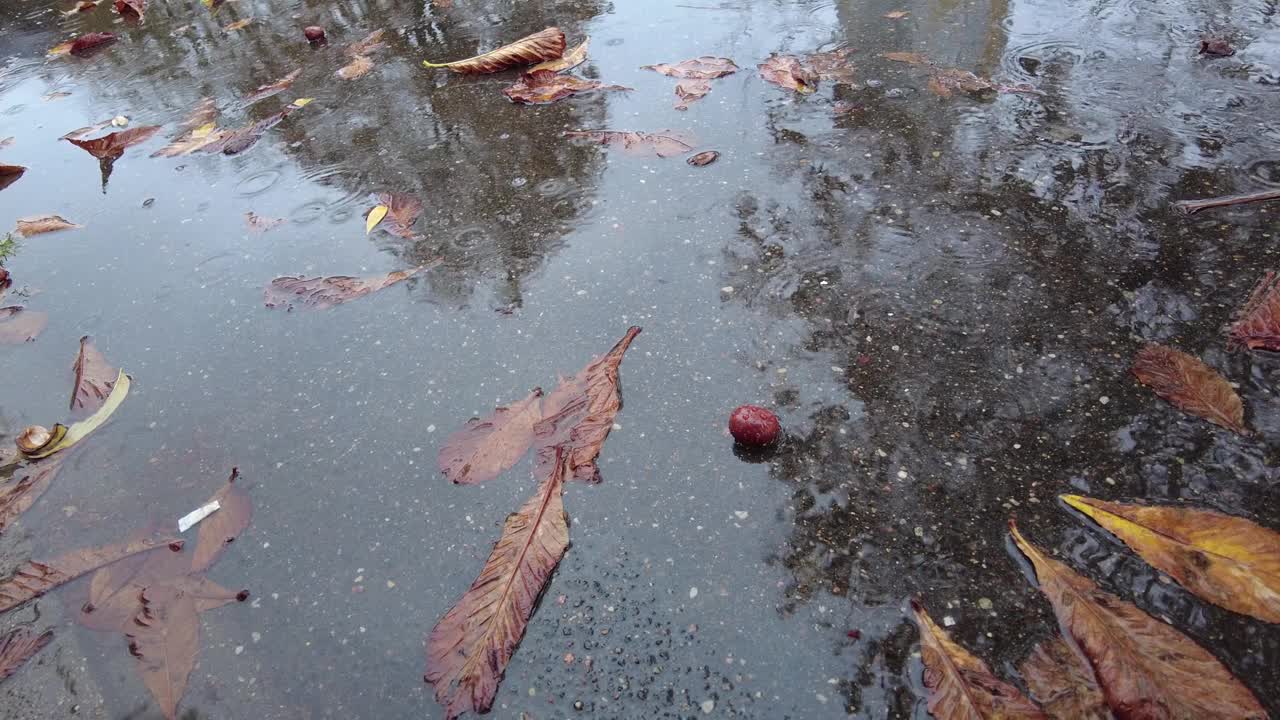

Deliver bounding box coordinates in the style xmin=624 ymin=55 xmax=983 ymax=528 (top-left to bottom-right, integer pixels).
xmin=729 ymin=405 xmax=781 ymax=446
xmin=304 ymin=26 xmax=327 ymax=45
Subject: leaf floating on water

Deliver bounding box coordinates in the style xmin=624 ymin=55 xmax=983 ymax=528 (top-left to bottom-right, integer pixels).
xmin=223 ymin=17 xmax=253 ymax=32
xmin=365 ymin=204 xmax=389 ymax=234
xmin=503 ymin=70 xmax=629 ymax=105
xmin=529 ymin=37 xmax=589 ymax=73
xmin=687 ymin=150 xmax=719 ymax=167
xmin=70 ymin=335 xmax=118 ymax=415
xmin=674 ymin=80 xmax=711 ymax=110
xmin=62 ymin=1 xmax=100 ymax=15
xmin=438 ymin=388 xmax=544 ymax=485
xmin=1009 ymin=520 xmax=1267 ymax=719
xmin=0 ymin=627 xmax=54 ymax=682
xmin=113 ymin=0 xmax=144 ymax=20
xmin=1062 ymin=495 xmax=1280 ymax=624
xmin=0 ymin=533 xmax=174 ymax=613
xmin=264 ymin=267 xmax=425 ymax=310
xmin=336 ymin=55 xmax=375 ymax=80
xmin=0 ymin=307 xmax=48 ymax=345
xmin=1228 ymin=271 xmax=1280 ymax=352
xmin=373 ymin=192 xmax=423 ymax=238
xmin=168 ymin=98 xmax=310 ymax=157
xmin=24 ymin=370 xmax=131 ymax=459
xmin=641 ymin=56 xmax=739 ymax=79
xmin=758 ymin=55 xmax=818 ymax=93
xmin=15 ymin=215 xmax=81 ymax=238
xmin=242 ymin=68 xmax=301 ymax=105
xmin=65 ymin=125 xmax=161 ymax=160
xmin=805 ymin=48 xmax=857 ymax=84
xmin=191 ymin=468 xmax=252 ymax=573
xmin=911 ymin=599 xmax=1047 ymax=719
xmin=0 ymin=165 xmax=27 ymax=193
xmin=0 ymin=462 xmax=61 ymax=535
xmin=49 ymin=32 xmax=117 ymax=58
xmin=424 ymin=27 xmax=566 ymax=74
xmin=1131 ymin=344 xmax=1247 ymax=434
xmin=1020 ymin=636 xmax=1111 ymax=720
xmin=346 ymin=29 xmax=387 ymax=58
xmin=244 ymin=212 xmax=285 ymax=233
xmin=563 ymin=130 xmax=694 ymax=158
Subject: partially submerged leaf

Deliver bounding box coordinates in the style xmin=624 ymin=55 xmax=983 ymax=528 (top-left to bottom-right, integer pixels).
xmin=0 ymin=627 xmax=53 ymax=682
xmin=264 ymin=267 xmax=425 ymax=310
xmin=881 ymin=51 xmax=929 ymax=64
xmin=15 ymin=215 xmax=81 ymax=238
xmin=1021 ymin=636 xmax=1110 ymax=720
xmin=70 ymin=335 xmax=118 ymax=415
xmin=438 ymin=388 xmax=544 ymax=485
xmin=1228 ymin=271 xmax=1280 ymax=352
xmin=49 ymin=32 xmax=117 ymax=58
xmin=127 ymin=584 xmax=199 ymax=720
xmin=336 ymin=55 xmax=375 ymax=80
xmin=503 ymin=70 xmax=629 ymax=105
xmin=0 ymin=165 xmax=27 ymax=193
xmin=346 ymin=30 xmax=387 ymax=58
xmin=687 ymin=150 xmax=719 ymax=167
xmin=0 ymin=462 xmax=61 ymax=535
xmin=65 ymin=125 xmax=161 ymax=160
xmin=365 ymin=204 xmax=389 ymax=234
xmin=1062 ymin=495 xmax=1280 ymax=624
xmin=927 ymin=67 xmax=997 ymax=97
xmin=641 ymin=56 xmax=738 ymax=79
xmin=191 ymin=468 xmax=251 ymax=572
xmin=530 ymin=37 xmax=589 ymax=73
xmin=374 ymin=192 xmax=423 ymax=238
xmin=162 ymin=98 xmax=310 ymax=157
xmin=564 ymin=130 xmax=694 ymax=158
xmin=674 ymin=80 xmax=711 ymax=110
xmin=0 ymin=533 xmax=174 ymax=612
xmin=24 ymin=370 xmax=131 ymax=459
xmin=1009 ymin=520 xmax=1267 ymax=719
xmin=884 ymin=10 xmax=909 ymax=19
xmin=113 ymin=0 xmax=144 ymax=20
xmin=805 ymin=48 xmax=857 ymax=84
xmin=223 ymin=17 xmax=253 ymax=32
xmin=911 ymin=599 xmax=1047 ymax=719
xmin=0 ymin=307 xmax=48 ymax=345
xmin=242 ymin=69 xmax=301 ymax=105
xmin=1131 ymin=344 xmax=1247 ymax=434
xmin=758 ymin=55 xmax=818 ymax=93
xmin=424 ymin=27 xmax=566 ymax=74
xmin=245 ymin=212 xmax=285 ymax=233
xmin=151 ymin=122 xmax=221 ymax=158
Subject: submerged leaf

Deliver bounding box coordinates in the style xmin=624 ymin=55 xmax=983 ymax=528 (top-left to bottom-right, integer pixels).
xmin=337 ymin=55 xmax=375 ymax=80
xmin=1021 ymin=636 xmax=1111 ymax=720
xmin=223 ymin=18 xmax=253 ymax=32
xmin=346 ymin=30 xmax=387 ymax=58
xmin=0 ymin=307 xmax=48 ymax=345
xmin=529 ymin=37 xmax=589 ymax=73
xmin=71 ymin=336 xmax=118 ymax=415
xmin=0 ymin=165 xmax=25 ymax=192
xmin=49 ymin=32 xmax=117 ymax=58
xmin=1009 ymin=520 xmax=1266 ymax=719
xmin=641 ymin=56 xmax=738 ymax=79
xmin=23 ymin=370 xmax=129 ymax=460
xmin=1063 ymin=495 xmax=1280 ymax=624
xmin=805 ymin=48 xmax=857 ymax=84
xmin=564 ymin=130 xmax=694 ymax=158
xmin=674 ymin=80 xmax=711 ymax=110
xmin=113 ymin=0 xmax=143 ymax=20
xmin=424 ymin=27 xmax=566 ymax=74
xmin=62 ymin=1 xmax=100 ymax=15
xmin=911 ymin=599 xmax=1047 ymax=719
xmin=243 ymin=68 xmax=301 ymax=105
xmin=264 ymin=267 xmax=425 ymax=310
xmin=439 ymin=388 xmax=543 ymax=485
xmin=758 ymin=55 xmax=818 ymax=93
xmin=0 ymin=462 xmax=61 ymax=535
xmin=191 ymin=468 xmax=251 ymax=572
xmin=244 ymin=212 xmax=285 ymax=233
xmin=15 ymin=215 xmax=81 ymax=237
xmin=0 ymin=534 xmax=174 ymax=613
xmin=0 ymin=627 xmax=53 ymax=682
xmin=127 ymin=584 xmax=199 ymax=720
xmin=65 ymin=126 xmax=161 ymax=160
xmin=503 ymin=70 xmax=629 ymax=105
xmin=881 ymin=51 xmax=929 ymax=64
xmin=1131 ymin=344 xmax=1247 ymax=434
xmin=374 ymin=192 xmax=423 ymax=238
xmin=1228 ymin=271 xmax=1280 ymax=352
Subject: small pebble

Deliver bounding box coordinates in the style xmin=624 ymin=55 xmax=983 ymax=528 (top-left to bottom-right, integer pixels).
xmin=701 ymin=700 xmax=715 ymax=714
xmin=689 ymin=587 xmax=699 ymax=599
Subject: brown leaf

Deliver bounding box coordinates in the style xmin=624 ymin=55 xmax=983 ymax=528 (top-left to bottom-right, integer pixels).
xmin=49 ymin=32 xmax=117 ymax=58
xmin=563 ymin=130 xmax=694 ymax=158
xmin=1009 ymin=520 xmax=1267 ymax=719
xmin=0 ymin=307 xmax=48 ymax=345
xmin=1131 ymin=344 xmax=1247 ymax=434
xmin=65 ymin=126 xmax=161 ymax=160
xmin=192 ymin=468 xmax=251 ymax=573
xmin=927 ymin=67 xmax=996 ymax=97
xmin=78 ymin=542 xmax=188 ymax=632
xmin=758 ymin=55 xmax=818 ymax=93
xmin=438 ymin=388 xmax=544 ymax=485
xmin=529 ymin=37 xmax=589 ymax=73
xmin=805 ymin=49 xmax=857 ymax=84
xmin=127 ymin=584 xmax=199 ymax=720
xmin=15 ymin=215 xmax=81 ymax=237
xmin=881 ymin=51 xmax=929 ymax=64
xmin=178 ymin=98 xmax=219 ymax=133
xmin=641 ymin=56 xmax=739 ymax=79
xmin=243 ymin=69 xmax=301 ymax=105
xmin=0 ymin=462 xmax=61 ymax=535
xmin=1228 ymin=271 xmax=1280 ymax=352
xmin=884 ymin=10 xmax=909 ymax=18
xmin=244 ymin=212 xmax=285 ymax=233
xmin=186 ymin=98 xmax=311 ymax=156
xmin=0 ymin=627 xmax=53 ymax=682
xmin=223 ymin=18 xmax=253 ymax=32
xmin=62 ymin=1 xmax=100 ymax=15
xmin=346 ymin=29 xmax=387 ymax=57
xmin=113 ymin=0 xmax=143 ymax=20
xmin=375 ymin=192 xmax=424 ymax=238
xmin=337 ymin=55 xmax=375 ymax=80
xmin=424 ymin=27 xmax=566 ymax=74
xmin=61 ymin=117 xmax=117 ymax=141
xmin=70 ymin=335 xmax=118 ymax=415
xmin=503 ymin=70 xmax=629 ymax=105
xmin=0 ymin=534 xmax=175 ymax=613
xmin=674 ymin=80 xmax=711 ymax=110
xmin=264 ymin=267 xmax=424 ymax=310
xmin=687 ymin=150 xmax=719 ymax=167
xmin=43 ymin=91 xmax=72 ymax=101
xmin=0 ymin=165 xmax=27 ymax=193
xmin=1021 ymin=636 xmax=1111 ymax=720
xmin=911 ymin=599 xmax=1047 ymax=719
xmin=1063 ymin=495 xmax=1280 ymax=624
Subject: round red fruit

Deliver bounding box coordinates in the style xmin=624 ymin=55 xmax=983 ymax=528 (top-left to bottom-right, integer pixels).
xmin=729 ymin=405 xmax=781 ymax=446
xmin=304 ymin=26 xmax=327 ymax=45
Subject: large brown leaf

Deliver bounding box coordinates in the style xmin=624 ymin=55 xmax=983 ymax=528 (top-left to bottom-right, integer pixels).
xmin=15 ymin=215 xmax=81 ymax=238
xmin=438 ymin=388 xmax=543 ymax=485
xmin=1021 ymin=636 xmax=1111 ymax=720
xmin=1131 ymin=344 xmax=1247 ymax=434
xmin=0 ymin=534 xmax=175 ymax=612
xmin=641 ymin=56 xmax=738 ymax=79
xmin=1009 ymin=520 xmax=1266 ymax=719
xmin=503 ymin=70 xmax=629 ymax=105
xmin=1062 ymin=495 xmax=1280 ymax=624
xmin=423 ymin=27 xmax=566 ymax=74
xmin=1228 ymin=271 xmax=1280 ymax=352
xmin=0 ymin=627 xmax=53 ymax=682
xmin=65 ymin=126 xmax=161 ymax=160
xmin=563 ymin=130 xmax=694 ymax=158
xmin=191 ymin=468 xmax=252 ymax=573
xmin=425 ymin=450 xmax=571 ymax=719
xmin=758 ymin=55 xmax=818 ymax=93
xmin=0 ymin=164 xmax=25 ymax=192
xmin=0 ymin=307 xmax=48 ymax=345
xmin=264 ymin=267 xmax=424 ymax=310
xmin=911 ymin=599 xmax=1047 ymax=720
xmin=127 ymin=584 xmax=199 ymax=720
xmin=0 ymin=462 xmax=61 ymax=535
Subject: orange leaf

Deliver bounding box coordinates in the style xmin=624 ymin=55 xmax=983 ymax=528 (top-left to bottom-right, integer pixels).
xmin=1020 ymin=636 xmax=1110 ymax=720
xmin=423 ymin=27 xmax=566 ymax=74
xmin=438 ymin=388 xmax=544 ymax=485
xmin=529 ymin=37 xmax=589 ymax=73
xmin=1130 ymin=344 xmax=1247 ymax=434
xmin=64 ymin=125 xmax=161 ymax=160
xmin=15 ymin=214 xmax=81 ymax=237
xmin=336 ymin=54 xmax=374 ymax=80
xmin=243 ymin=68 xmax=301 ymax=105
xmin=674 ymin=80 xmax=711 ymax=110
xmin=1228 ymin=271 xmax=1280 ymax=352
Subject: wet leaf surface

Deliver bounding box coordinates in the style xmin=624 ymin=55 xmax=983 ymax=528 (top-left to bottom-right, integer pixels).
xmin=49 ymin=32 xmax=117 ymax=58
xmin=0 ymin=462 xmax=61 ymax=535
xmin=191 ymin=468 xmax=252 ymax=573
xmin=563 ymin=130 xmax=694 ymax=158
xmin=1228 ymin=271 xmax=1280 ymax=352
xmin=529 ymin=37 xmax=589 ymax=73
xmin=1131 ymin=344 xmax=1247 ymax=434
xmin=424 ymin=27 xmax=566 ymax=74
xmin=1021 ymin=636 xmax=1111 ymax=720
xmin=758 ymin=55 xmax=818 ymax=93
xmin=687 ymin=150 xmax=719 ymax=166
xmin=65 ymin=125 xmax=161 ymax=160
xmin=503 ymin=70 xmax=629 ymax=105
xmin=674 ymin=80 xmax=711 ymax=110
xmin=0 ymin=534 xmax=175 ymax=613
xmin=804 ymin=48 xmax=857 ymax=84
xmin=22 ymin=370 xmax=130 ymax=460
xmin=244 ymin=212 xmax=285 ymax=233
xmin=438 ymin=388 xmax=544 ymax=485
xmin=346 ymin=30 xmax=387 ymax=58
xmin=70 ymin=336 xmax=117 ymax=415
xmin=1063 ymin=495 xmax=1280 ymax=624
xmin=641 ymin=56 xmax=739 ymax=79
xmin=0 ymin=307 xmax=48 ymax=345
xmin=0 ymin=627 xmax=53 ymax=682
xmin=336 ymin=55 xmax=375 ymax=80
xmin=15 ymin=215 xmax=81 ymax=238
xmin=223 ymin=18 xmax=253 ymax=32
xmin=264 ymin=267 xmax=425 ymax=310
xmin=242 ymin=69 xmax=301 ymax=105
xmin=0 ymin=165 xmax=27 ymax=193
xmin=881 ymin=51 xmax=930 ymax=64
xmin=113 ymin=0 xmax=143 ymax=20
xmin=373 ymin=192 xmax=423 ymax=238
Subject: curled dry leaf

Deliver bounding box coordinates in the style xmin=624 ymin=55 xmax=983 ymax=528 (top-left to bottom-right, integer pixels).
xmin=0 ymin=462 xmax=62 ymax=535
xmin=114 ymin=0 xmax=144 ymax=20
xmin=424 ymin=27 xmax=566 ymax=74
xmin=49 ymin=32 xmax=117 ymax=58
xmin=529 ymin=37 xmax=589 ymax=73
xmin=503 ymin=70 xmax=629 ymax=105
xmin=0 ymin=307 xmax=48 ymax=345
xmin=264 ymin=267 xmax=425 ymax=310
xmin=22 ymin=370 xmax=130 ymax=460
xmin=1131 ymin=344 xmax=1247 ymax=434
xmin=0 ymin=165 xmax=26 ymax=193
xmin=758 ymin=55 xmax=818 ymax=93
xmin=674 ymin=80 xmax=711 ymax=110
xmin=1063 ymin=495 xmax=1280 ymax=624
xmin=641 ymin=56 xmax=739 ymax=79
xmin=65 ymin=125 xmax=161 ymax=160
xmin=1021 ymin=636 xmax=1111 ymax=720
xmin=687 ymin=150 xmax=720 ymax=167
xmin=1009 ymin=520 xmax=1266 ymax=719
xmin=0 ymin=534 xmax=175 ymax=613
xmin=243 ymin=69 xmax=301 ymax=105
xmin=564 ymin=130 xmax=694 ymax=158
xmin=438 ymin=388 xmax=543 ymax=485
xmin=15 ymin=215 xmax=81 ymax=238
xmin=191 ymin=468 xmax=252 ymax=572
xmin=911 ymin=599 xmax=1047 ymax=719
xmin=71 ymin=335 xmax=117 ymax=415
xmin=337 ymin=55 xmax=375 ymax=80
xmin=245 ymin=212 xmax=285 ymax=233
xmin=0 ymin=627 xmax=54 ymax=682
xmin=1228 ymin=271 xmax=1280 ymax=352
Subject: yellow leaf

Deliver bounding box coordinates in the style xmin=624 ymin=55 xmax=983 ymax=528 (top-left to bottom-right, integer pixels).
xmin=1063 ymin=495 xmax=1280 ymax=623
xmin=26 ymin=370 xmax=130 ymax=459
xmin=365 ymin=205 xmax=389 ymax=234
xmin=290 ymin=97 xmax=314 ymax=108
xmin=191 ymin=123 xmax=217 ymax=139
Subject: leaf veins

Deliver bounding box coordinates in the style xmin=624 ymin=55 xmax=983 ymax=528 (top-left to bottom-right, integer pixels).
xmin=1131 ymin=344 xmax=1248 ymax=434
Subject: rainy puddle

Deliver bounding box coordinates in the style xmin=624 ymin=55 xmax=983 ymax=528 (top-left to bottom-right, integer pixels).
xmin=1 ymin=0 xmax=1279 ymax=718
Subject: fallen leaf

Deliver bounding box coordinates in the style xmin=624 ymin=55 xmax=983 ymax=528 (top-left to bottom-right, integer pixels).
xmin=152 ymin=122 xmax=221 ymax=158
xmin=424 ymin=27 xmax=566 ymax=74
xmin=49 ymin=32 xmax=117 ymax=58
xmin=927 ymin=67 xmax=998 ymax=97
xmin=244 ymin=212 xmax=285 ymax=233
xmin=503 ymin=70 xmax=630 ymax=105
xmin=0 ymin=627 xmax=53 ymax=682
xmin=911 ymin=599 xmax=1047 ymax=719
xmin=43 ymin=91 xmax=72 ymax=101
xmin=70 ymin=335 xmax=118 ymax=415
xmin=884 ymin=10 xmax=909 ymax=18
xmin=0 ymin=462 xmax=61 ymax=535
xmin=1131 ymin=344 xmax=1247 ymax=434
xmin=264 ymin=267 xmax=425 ymax=310
xmin=1062 ymin=495 xmax=1280 ymax=624
xmin=374 ymin=192 xmax=423 ymax=238
xmin=1228 ymin=271 xmax=1280 ymax=352
xmin=178 ymin=98 xmax=219 ymax=132
xmin=1199 ymin=38 xmax=1235 ymax=57
xmin=346 ymin=29 xmax=387 ymax=57
xmin=529 ymin=37 xmax=589 ymax=73
xmin=65 ymin=125 xmax=161 ymax=160
xmin=758 ymin=55 xmax=818 ymax=93
xmin=641 ymin=56 xmax=738 ymax=79
xmin=223 ymin=17 xmax=253 ymax=32
xmin=687 ymin=150 xmax=719 ymax=166
xmin=365 ymin=204 xmax=389 ymax=234
xmin=1009 ymin=520 xmax=1267 ymax=719
xmin=191 ymin=468 xmax=251 ymax=572
xmin=62 ymin=1 xmax=100 ymax=15
xmin=242 ymin=69 xmax=301 ymax=105
xmin=113 ymin=0 xmax=143 ymax=20
xmin=15 ymin=215 xmax=81 ymax=238
xmin=61 ymin=118 xmax=117 ymax=141
xmin=805 ymin=48 xmax=857 ymax=84
xmin=438 ymin=388 xmax=544 ymax=485
xmin=127 ymin=584 xmax=199 ymax=720
xmin=0 ymin=165 xmax=25 ymax=193
xmin=674 ymin=80 xmax=711 ymax=110
xmin=0 ymin=307 xmax=48 ymax=345
xmin=337 ymin=55 xmax=375 ymax=80
xmin=174 ymin=98 xmax=310 ymax=157
xmin=1021 ymin=636 xmax=1110 ymax=720
xmin=881 ymin=51 xmax=929 ymax=64
xmin=23 ymin=370 xmax=131 ymax=460
xmin=0 ymin=534 xmax=175 ymax=613
xmin=563 ymin=130 xmax=694 ymax=158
